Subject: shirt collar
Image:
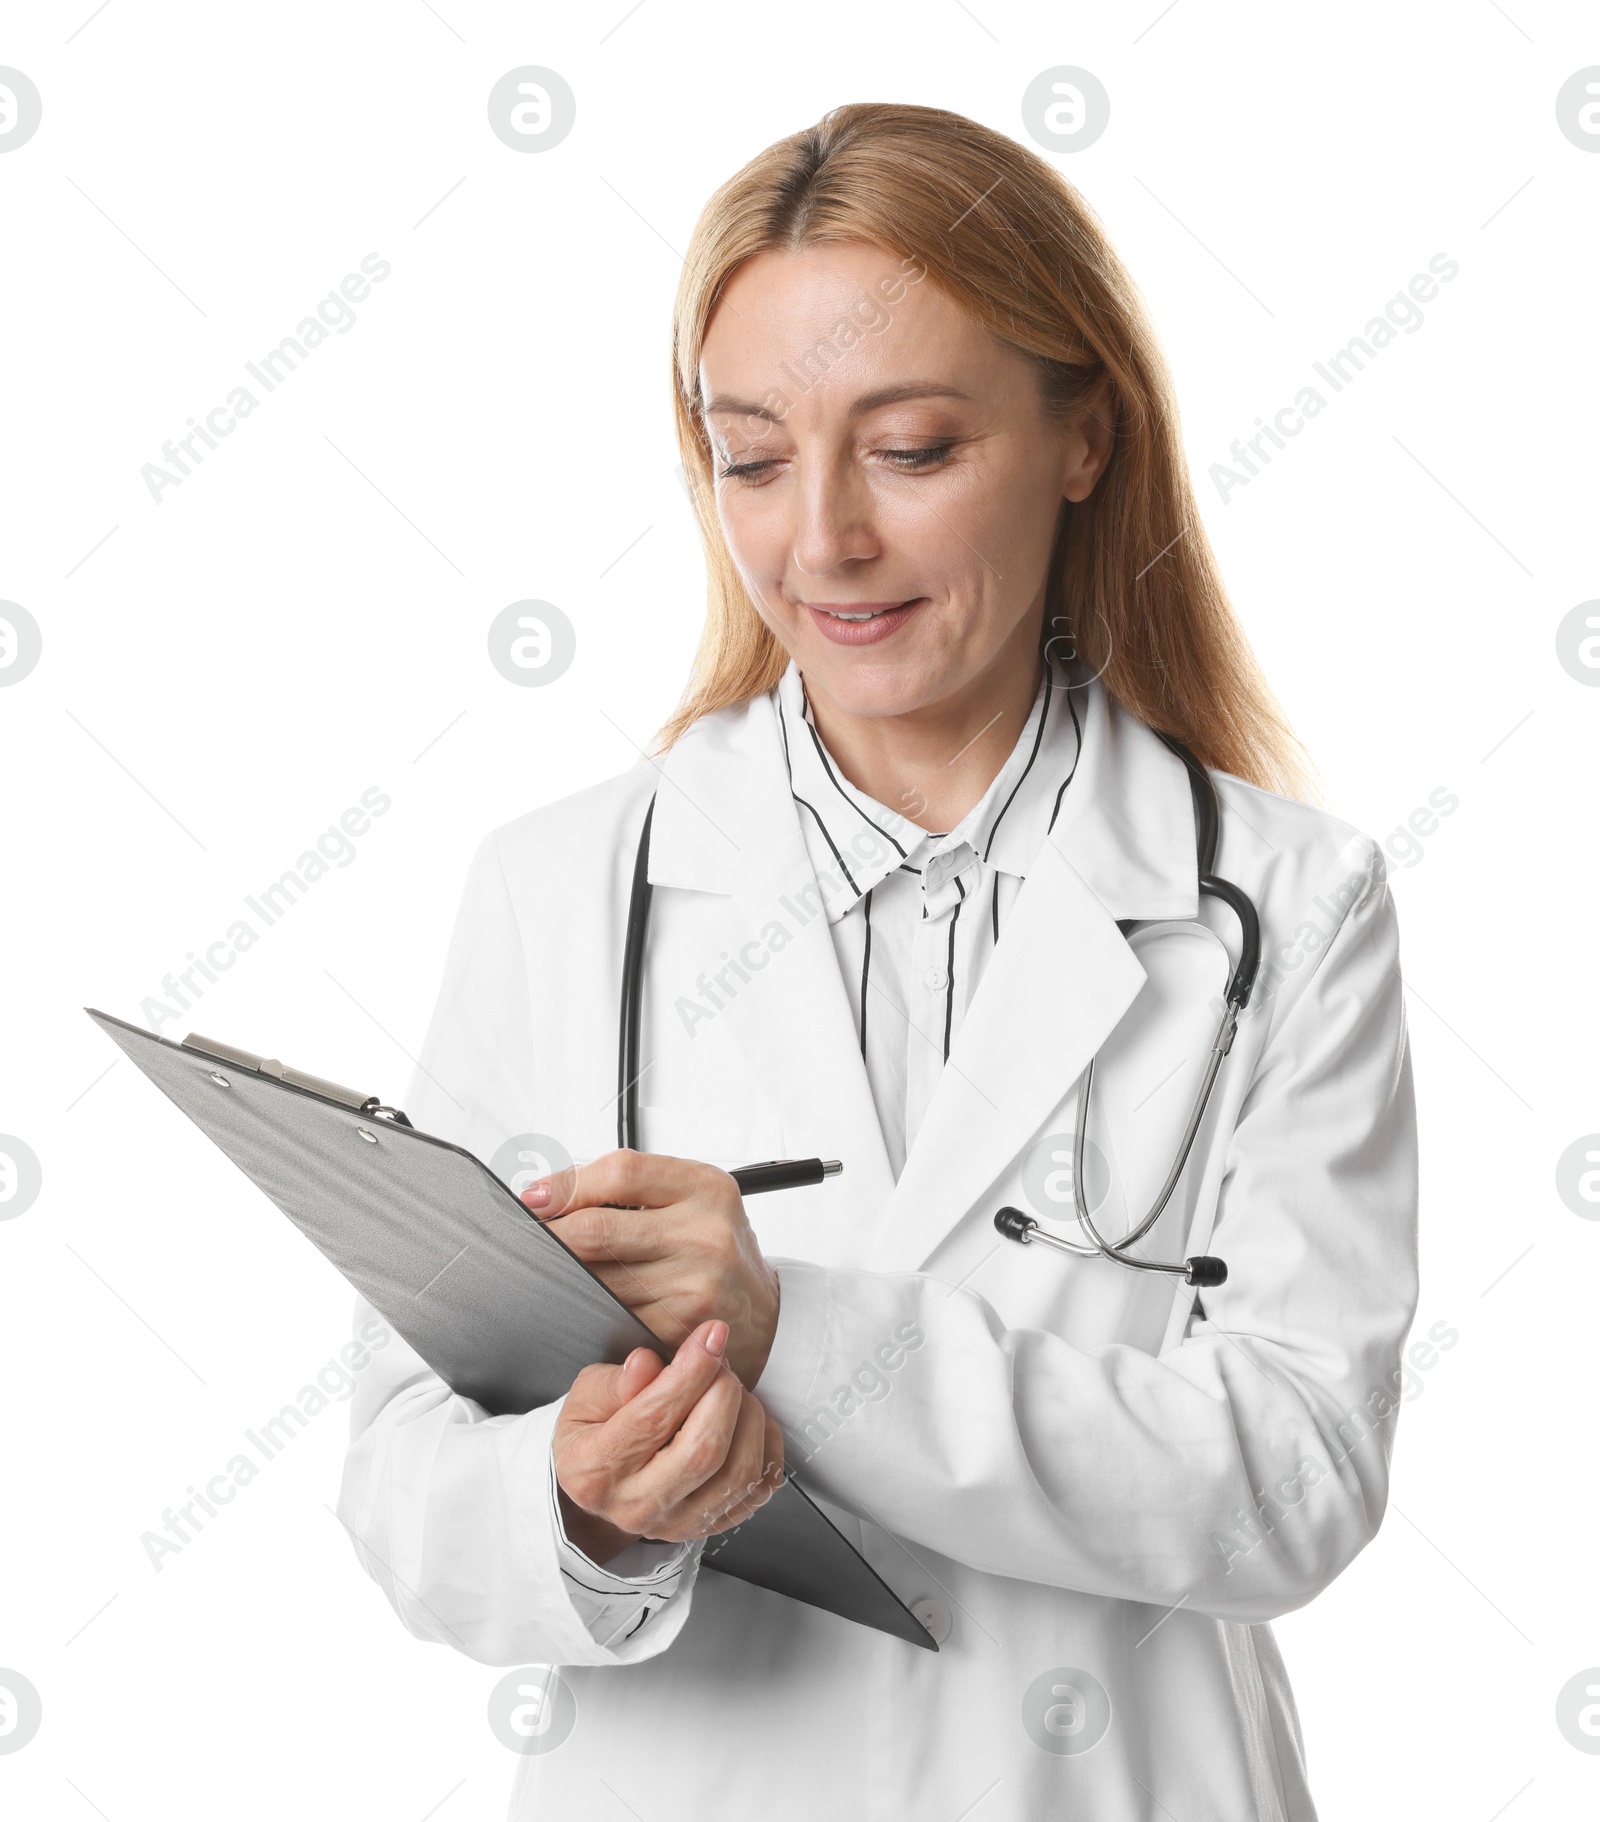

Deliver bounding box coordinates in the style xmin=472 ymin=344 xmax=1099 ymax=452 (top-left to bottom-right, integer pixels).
xmin=774 ymin=659 xmax=1084 ymax=925
xmin=775 ymin=664 xmax=918 ymax=920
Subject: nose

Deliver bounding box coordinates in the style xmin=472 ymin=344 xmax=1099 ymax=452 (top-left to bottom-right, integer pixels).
xmin=790 ymin=455 xmax=880 ymax=577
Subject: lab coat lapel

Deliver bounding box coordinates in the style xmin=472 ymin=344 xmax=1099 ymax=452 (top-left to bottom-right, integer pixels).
xmin=866 ymin=685 xmax=1201 ymax=1273
xmin=647 ymin=696 xmax=898 ymax=1229
xmin=711 ymin=836 xmax=899 ymax=1228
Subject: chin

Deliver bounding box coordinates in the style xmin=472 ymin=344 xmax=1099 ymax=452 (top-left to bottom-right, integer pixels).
xmin=801 ymin=646 xmax=948 ymax=719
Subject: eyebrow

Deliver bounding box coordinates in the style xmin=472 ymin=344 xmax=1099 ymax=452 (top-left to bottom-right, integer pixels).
xmin=703 ymin=381 xmax=973 ymax=423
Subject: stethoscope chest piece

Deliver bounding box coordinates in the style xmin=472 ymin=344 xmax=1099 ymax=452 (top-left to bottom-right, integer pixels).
xmin=993 ymin=1206 xmax=1228 ymax=1287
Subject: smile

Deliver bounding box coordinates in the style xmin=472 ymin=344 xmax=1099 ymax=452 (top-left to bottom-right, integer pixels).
xmin=803 ymin=599 xmax=926 ymax=646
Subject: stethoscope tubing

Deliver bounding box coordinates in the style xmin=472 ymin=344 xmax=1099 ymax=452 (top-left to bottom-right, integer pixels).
xmin=614 ymin=718 xmax=1258 ymax=1290
xmin=618 ymin=795 xmax=656 ymax=1152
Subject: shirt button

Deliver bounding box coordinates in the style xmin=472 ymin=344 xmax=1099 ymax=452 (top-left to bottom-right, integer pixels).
xmin=911 ymin=1598 xmax=952 ymax=1644
xmin=925 ymin=965 xmax=948 ymax=991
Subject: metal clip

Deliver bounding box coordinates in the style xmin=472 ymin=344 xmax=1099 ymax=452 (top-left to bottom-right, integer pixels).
xmin=182 ymin=1031 xmax=376 ymax=1113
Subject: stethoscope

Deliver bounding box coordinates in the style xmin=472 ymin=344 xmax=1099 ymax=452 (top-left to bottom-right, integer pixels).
xmin=616 ymin=726 xmax=1260 ymax=1292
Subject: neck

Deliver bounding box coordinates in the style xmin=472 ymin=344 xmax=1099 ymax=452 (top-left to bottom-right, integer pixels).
xmin=803 ymin=625 xmax=1044 ymax=834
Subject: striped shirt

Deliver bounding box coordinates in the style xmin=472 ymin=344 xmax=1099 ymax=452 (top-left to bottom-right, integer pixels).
xmin=775 ymin=657 xmax=1083 ymax=1181
xmin=550 ymin=1446 xmax=692 ymax=1645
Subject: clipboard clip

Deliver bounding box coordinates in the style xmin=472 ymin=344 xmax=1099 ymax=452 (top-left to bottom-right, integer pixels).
xmin=182 ymin=1031 xmax=414 ymax=1128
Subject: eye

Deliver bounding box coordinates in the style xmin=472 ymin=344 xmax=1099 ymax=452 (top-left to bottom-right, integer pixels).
xmin=877 ymin=442 xmax=957 ymax=472
xmin=715 ymin=440 xmax=959 ymax=482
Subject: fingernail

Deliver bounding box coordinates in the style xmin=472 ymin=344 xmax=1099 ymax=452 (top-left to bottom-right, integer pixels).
xmin=704 ymin=1320 xmax=729 ymax=1359
xmin=521 ymin=1178 xmax=551 ymax=1208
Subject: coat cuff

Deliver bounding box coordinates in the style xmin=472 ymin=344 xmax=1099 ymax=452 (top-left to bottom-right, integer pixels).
xmin=541 ymin=1425 xmax=705 ymax=1655
xmin=754 ymin=1260 xmax=831 ymax=1418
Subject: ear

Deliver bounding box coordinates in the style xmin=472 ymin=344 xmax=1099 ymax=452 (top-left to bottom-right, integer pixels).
xmin=1060 ymin=384 xmax=1117 ymax=504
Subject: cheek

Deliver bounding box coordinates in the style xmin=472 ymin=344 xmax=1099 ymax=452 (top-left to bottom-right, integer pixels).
xmin=883 ymin=473 xmax=1048 ymax=615
xmin=893 ymin=449 xmax=1052 ymax=562
xmin=958 ymin=463 xmax=1060 ymax=561
xmin=715 ymin=491 xmax=785 ymax=588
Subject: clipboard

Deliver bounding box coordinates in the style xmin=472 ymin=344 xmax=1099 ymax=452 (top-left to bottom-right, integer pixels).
xmin=85 ymin=1007 xmax=935 ymax=1651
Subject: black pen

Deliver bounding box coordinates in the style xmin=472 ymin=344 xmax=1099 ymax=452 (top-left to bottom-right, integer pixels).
xmin=532 ymin=1156 xmax=843 ymax=1221
xmin=731 ymin=1158 xmax=843 ymax=1196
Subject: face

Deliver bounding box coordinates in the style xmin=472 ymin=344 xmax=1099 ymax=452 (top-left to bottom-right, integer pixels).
xmin=698 ymin=241 xmax=1111 ymax=726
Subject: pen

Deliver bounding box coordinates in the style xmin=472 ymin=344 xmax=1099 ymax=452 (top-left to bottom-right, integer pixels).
xmin=731 ymin=1157 xmax=843 ymax=1196
xmin=530 ymin=1156 xmax=843 ymax=1221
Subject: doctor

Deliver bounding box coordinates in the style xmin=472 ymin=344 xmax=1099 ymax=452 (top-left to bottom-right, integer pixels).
xmin=340 ymin=102 xmax=1418 ymax=1821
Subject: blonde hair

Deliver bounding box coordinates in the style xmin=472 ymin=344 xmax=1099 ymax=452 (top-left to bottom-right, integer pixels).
xmin=661 ymin=101 xmax=1311 ymax=799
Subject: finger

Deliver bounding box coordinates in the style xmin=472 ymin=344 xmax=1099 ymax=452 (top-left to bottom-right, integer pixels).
xmin=625 ymin=1364 xmax=746 ymax=1514
xmin=695 ymin=1390 xmax=776 ymax=1531
xmin=558 ymin=1342 xmax=668 ymax=1427
xmin=535 ymin=1201 xmax=683 ymax=1267
xmin=660 ymin=1390 xmax=780 ymax=1538
xmin=573 ymin=1364 xmax=744 ymax=1540
xmin=615 ymin=1345 xmax=664 ymax=1403
xmin=593 ymin=1320 xmax=733 ymax=1471
xmin=558 ymin=1359 xmax=627 ymax=1425
xmin=510 ymin=1157 xmax=577 ymax=1216
xmin=552 ymin=1332 xmax=713 ymax=1517
xmin=529 ymin=1149 xmax=722 ymax=1220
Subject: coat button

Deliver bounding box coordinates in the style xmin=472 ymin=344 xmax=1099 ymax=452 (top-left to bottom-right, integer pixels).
xmin=910 ymin=1598 xmax=952 ymax=1644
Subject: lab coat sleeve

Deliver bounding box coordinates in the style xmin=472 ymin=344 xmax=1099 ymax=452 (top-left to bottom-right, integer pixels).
xmin=754 ymin=841 xmax=1419 ymax=1624
xmin=338 ymin=1294 xmax=702 ymax=1665
xmin=335 ymin=829 xmax=703 ymax=1666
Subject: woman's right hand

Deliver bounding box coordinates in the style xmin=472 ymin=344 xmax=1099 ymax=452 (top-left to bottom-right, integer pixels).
xmin=552 ymin=1318 xmax=785 ymax=1565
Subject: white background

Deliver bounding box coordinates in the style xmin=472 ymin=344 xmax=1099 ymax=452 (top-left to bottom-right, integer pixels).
xmin=2 ymin=2 xmax=1597 ymax=1817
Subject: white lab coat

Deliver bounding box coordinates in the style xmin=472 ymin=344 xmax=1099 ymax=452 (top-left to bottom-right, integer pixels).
xmin=338 ymin=674 xmax=1418 ymax=1821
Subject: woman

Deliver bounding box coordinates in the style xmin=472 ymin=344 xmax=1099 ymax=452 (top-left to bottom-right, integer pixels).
xmin=340 ymin=103 xmax=1417 ymax=1820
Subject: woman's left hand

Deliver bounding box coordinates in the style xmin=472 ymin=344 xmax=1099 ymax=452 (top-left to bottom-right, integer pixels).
xmin=521 ymin=1150 xmax=781 ymax=1389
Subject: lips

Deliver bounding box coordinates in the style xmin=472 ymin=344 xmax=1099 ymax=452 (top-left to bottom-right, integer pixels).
xmin=804 ymin=598 xmax=925 ymax=647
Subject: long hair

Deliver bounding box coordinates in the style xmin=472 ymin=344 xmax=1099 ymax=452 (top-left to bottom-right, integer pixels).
xmin=659 ymin=101 xmax=1311 ymax=799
